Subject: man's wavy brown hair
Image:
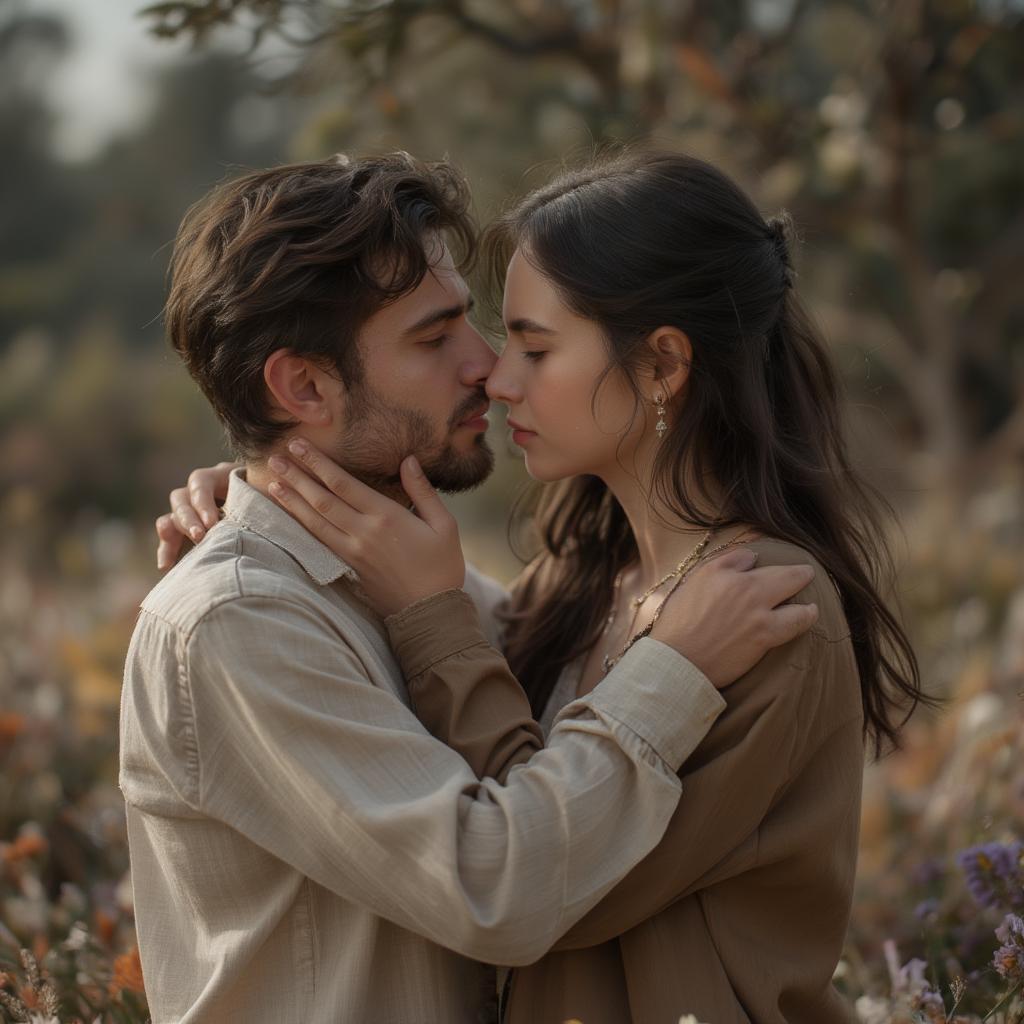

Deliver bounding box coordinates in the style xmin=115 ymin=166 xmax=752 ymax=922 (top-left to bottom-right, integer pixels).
xmin=166 ymin=153 xmax=477 ymax=458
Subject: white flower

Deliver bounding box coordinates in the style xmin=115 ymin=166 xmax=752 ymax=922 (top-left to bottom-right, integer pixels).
xmin=62 ymin=919 xmax=90 ymax=951
xmin=855 ymin=994 xmax=892 ymax=1024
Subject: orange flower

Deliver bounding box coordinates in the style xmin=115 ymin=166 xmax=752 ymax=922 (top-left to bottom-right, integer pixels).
xmin=0 ymin=712 xmax=26 ymax=742
xmin=4 ymin=831 xmax=48 ymax=863
xmin=94 ymin=908 xmax=116 ymax=947
xmin=109 ymin=946 xmax=145 ymax=997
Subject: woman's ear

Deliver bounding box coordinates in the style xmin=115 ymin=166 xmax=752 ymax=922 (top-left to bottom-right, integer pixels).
xmin=645 ymin=326 xmax=692 ymax=400
xmin=264 ymin=349 xmax=339 ymax=427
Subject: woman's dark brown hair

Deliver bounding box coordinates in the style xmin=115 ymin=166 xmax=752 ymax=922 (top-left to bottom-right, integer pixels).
xmin=166 ymin=152 xmax=476 ymax=458
xmin=489 ymin=150 xmax=930 ymax=759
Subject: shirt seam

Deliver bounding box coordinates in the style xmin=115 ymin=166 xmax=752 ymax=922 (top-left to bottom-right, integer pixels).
xmin=175 ymin=631 xmax=201 ymax=809
xmin=580 ymin=701 xmax=677 ymax=775
xmin=405 ymin=638 xmax=493 ymax=682
xmin=226 ymin=507 xmax=349 ymax=585
xmin=181 ymin=589 xmax=373 ymax=810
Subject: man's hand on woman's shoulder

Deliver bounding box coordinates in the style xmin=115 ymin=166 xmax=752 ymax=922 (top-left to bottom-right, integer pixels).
xmin=651 ymin=547 xmax=818 ymax=689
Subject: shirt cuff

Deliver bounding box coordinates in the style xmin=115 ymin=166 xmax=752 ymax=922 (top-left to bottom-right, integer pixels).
xmin=568 ymin=637 xmax=726 ymax=772
xmin=384 ymin=588 xmax=488 ymax=680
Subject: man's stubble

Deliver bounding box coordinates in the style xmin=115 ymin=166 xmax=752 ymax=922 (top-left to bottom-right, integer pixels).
xmin=329 ymin=383 xmax=495 ymax=496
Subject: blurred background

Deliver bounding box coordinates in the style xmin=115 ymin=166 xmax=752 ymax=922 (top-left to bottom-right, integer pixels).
xmin=1 ymin=0 xmax=1022 ymax=1019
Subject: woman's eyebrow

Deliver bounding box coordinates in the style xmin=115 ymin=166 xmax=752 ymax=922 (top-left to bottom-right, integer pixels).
xmin=505 ymin=316 xmax=557 ymax=336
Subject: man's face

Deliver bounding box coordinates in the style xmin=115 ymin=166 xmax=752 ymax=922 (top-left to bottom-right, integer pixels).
xmin=328 ymin=245 xmax=498 ymax=494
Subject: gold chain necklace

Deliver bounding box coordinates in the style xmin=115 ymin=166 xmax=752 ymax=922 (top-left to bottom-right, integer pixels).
xmin=600 ymin=529 xmax=753 ymax=673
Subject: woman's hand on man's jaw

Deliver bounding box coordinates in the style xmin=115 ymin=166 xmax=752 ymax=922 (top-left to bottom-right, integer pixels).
xmin=265 ymin=438 xmax=466 ymax=618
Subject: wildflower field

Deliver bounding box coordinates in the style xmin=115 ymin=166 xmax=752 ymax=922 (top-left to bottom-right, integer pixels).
xmin=1 ymin=483 xmax=1021 ymax=1024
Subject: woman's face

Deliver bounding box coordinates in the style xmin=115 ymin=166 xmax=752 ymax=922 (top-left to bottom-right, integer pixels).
xmin=486 ymin=248 xmax=650 ymax=482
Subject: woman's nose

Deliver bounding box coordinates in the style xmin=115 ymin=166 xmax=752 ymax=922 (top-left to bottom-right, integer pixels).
xmin=485 ymin=351 xmax=522 ymax=405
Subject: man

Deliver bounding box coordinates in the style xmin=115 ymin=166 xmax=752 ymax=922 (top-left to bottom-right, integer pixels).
xmin=124 ymin=152 xmax=816 ymax=1022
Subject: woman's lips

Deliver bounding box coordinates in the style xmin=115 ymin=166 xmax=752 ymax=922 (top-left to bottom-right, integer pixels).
xmin=508 ymin=421 xmax=537 ymax=445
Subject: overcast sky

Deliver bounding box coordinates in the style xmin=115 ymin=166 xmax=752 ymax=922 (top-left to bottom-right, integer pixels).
xmin=19 ymin=0 xmax=197 ymax=161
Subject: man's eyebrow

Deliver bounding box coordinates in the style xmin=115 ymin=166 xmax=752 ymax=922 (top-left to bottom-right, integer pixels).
xmin=505 ymin=317 xmax=557 ymax=336
xmin=402 ymin=295 xmax=475 ymax=337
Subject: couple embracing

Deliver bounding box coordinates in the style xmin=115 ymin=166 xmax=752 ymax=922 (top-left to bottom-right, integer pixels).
xmin=123 ymin=149 xmax=925 ymax=1023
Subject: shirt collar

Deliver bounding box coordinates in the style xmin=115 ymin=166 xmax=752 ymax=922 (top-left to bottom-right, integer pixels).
xmin=222 ymin=468 xmax=357 ymax=586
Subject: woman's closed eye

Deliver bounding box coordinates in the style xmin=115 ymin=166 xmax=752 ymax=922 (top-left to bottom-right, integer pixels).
xmin=522 ymin=350 xmax=546 ymax=362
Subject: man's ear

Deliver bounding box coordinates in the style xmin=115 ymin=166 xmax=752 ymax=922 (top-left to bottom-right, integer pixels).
xmin=263 ymin=349 xmax=339 ymax=427
xmin=644 ymin=326 xmax=692 ymax=400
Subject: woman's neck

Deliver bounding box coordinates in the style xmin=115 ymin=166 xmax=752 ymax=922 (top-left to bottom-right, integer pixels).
xmin=599 ymin=460 xmax=729 ymax=593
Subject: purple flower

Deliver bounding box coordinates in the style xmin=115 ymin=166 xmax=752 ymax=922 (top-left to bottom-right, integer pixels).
xmin=914 ymin=897 xmax=940 ymax=920
xmin=956 ymin=840 xmax=1024 ymax=912
xmin=993 ymin=913 xmax=1024 ymax=980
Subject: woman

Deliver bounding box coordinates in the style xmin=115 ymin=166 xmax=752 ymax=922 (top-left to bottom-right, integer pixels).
xmin=161 ymin=150 xmax=926 ymax=1022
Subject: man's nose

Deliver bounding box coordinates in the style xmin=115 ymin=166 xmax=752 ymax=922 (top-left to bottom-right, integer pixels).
xmin=459 ymin=325 xmax=498 ymax=389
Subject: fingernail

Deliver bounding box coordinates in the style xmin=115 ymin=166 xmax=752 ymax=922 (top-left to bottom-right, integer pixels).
xmin=269 ymin=481 xmax=285 ymax=497
xmin=202 ymin=510 xmax=216 ymax=527
xmin=268 ymin=456 xmax=288 ymax=473
xmin=190 ymin=526 xmax=203 ymax=542
xmin=405 ymin=455 xmax=422 ymax=476
xmin=288 ymin=439 xmax=308 ymax=457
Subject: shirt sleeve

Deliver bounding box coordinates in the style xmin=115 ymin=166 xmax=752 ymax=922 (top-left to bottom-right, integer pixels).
xmin=550 ymin=632 xmax=864 ymax=951
xmin=177 ymin=592 xmax=707 ymax=966
xmin=389 ymin=589 xmax=861 ymax=956
xmin=386 ymin=589 xmax=725 ymax=784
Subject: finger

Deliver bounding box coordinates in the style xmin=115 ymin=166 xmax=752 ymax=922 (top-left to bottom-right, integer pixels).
xmin=286 ymin=438 xmax=381 ymax=513
xmin=188 ymin=470 xmax=224 ymax=529
xmin=267 ymin=455 xmax=359 ymax=534
xmin=749 ymin=563 xmax=816 ymax=606
xmin=399 ymin=456 xmax=451 ymax=529
xmin=705 ymin=546 xmax=758 ymax=572
xmin=170 ymin=487 xmax=206 ymax=545
xmin=267 ymin=479 xmax=357 ymax=556
xmin=155 ymin=513 xmax=186 ymax=571
xmin=764 ymin=601 xmax=819 ymax=647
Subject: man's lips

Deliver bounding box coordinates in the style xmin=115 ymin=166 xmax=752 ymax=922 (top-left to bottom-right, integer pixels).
xmin=457 ymin=403 xmax=491 ymax=427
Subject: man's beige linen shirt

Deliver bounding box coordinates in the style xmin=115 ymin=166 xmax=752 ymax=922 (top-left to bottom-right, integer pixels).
xmin=119 ymin=469 xmax=725 ymax=1024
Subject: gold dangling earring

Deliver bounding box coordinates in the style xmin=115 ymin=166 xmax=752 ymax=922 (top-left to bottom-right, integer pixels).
xmin=655 ymin=391 xmax=667 ymax=440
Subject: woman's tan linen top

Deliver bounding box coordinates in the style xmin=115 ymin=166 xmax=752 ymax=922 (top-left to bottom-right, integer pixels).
xmin=385 ymin=538 xmax=865 ymax=1024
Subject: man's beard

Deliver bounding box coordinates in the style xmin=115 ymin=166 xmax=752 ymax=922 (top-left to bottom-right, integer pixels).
xmin=329 ymin=384 xmax=494 ymax=496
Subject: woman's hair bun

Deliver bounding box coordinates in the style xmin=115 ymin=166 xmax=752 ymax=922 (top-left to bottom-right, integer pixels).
xmin=766 ymin=210 xmax=795 ymax=284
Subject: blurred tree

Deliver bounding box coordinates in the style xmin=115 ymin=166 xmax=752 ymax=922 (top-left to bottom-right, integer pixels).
xmin=141 ymin=0 xmax=1024 ymax=508
xmin=0 ymin=6 xmax=313 ymax=567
